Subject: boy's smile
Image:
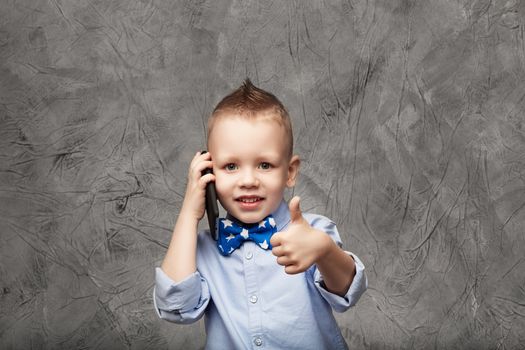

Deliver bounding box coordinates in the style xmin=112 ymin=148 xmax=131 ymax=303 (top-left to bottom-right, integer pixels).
xmin=208 ymin=115 xmax=299 ymax=224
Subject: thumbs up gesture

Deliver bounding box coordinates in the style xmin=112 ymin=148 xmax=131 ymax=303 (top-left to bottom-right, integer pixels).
xmin=270 ymin=196 xmax=333 ymax=274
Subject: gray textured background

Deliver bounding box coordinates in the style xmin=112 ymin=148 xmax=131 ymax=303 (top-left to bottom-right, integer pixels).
xmin=1 ymin=0 xmax=525 ymax=349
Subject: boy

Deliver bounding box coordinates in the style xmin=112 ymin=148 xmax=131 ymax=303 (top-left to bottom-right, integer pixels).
xmin=154 ymin=80 xmax=367 ymax=349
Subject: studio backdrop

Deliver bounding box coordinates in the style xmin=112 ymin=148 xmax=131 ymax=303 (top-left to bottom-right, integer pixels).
xmin=1 ymin=0 xmax=524 ymax=349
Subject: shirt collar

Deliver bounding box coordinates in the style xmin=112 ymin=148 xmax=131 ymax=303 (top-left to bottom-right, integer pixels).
xmin=226 ymin=199 xmax=290 ymax=231
xmin=272 ymin=199 xmax=291 ymax=231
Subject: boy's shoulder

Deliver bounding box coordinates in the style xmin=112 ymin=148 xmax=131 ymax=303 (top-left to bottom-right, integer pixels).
xmin=196 ymin=228 xmax=216 ymax=248
xmin=302 ymin=211 xmax=342 ymax=245
xmin=302 ymin=211 xmax=337 ymax=227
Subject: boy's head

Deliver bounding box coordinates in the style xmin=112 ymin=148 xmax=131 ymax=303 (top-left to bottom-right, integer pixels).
xmin=208 ymin=79 xmax=293 ymax=159
xmin=207 ymin=79 xmax=300 ymax=224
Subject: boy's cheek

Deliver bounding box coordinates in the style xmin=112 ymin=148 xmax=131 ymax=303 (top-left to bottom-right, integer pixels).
xmin=213 ymin=181 xmax=229 ymax=206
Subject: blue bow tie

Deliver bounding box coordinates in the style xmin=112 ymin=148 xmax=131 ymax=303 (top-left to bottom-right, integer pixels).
xmin=217 ymin=215 xmax=277 ymax=256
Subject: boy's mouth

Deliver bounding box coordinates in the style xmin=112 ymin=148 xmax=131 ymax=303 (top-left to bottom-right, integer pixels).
xmin=236 ymin=196 xmax=264 ymax=203
xmin=235 ymin=196 xmax=264 ymax=211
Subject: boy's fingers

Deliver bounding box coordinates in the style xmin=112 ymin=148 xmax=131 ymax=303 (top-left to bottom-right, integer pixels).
xmin=288 ymin=196 xmax=303 ymax=223
xmin=271 ymin=245 xmax=284 ymax=257
xmin=191 ymin=150 xmax=211 ymax=165
xmin=284 ymin=265 xmax=302 ymax=275
xmin=198 ymin=173 xmax=215 ymax=186
xmin=270 ymin=232 xmax=281 ymax=247
xmin=191 ymin=160 xmax=213 ymax=177
xmin=198 ymin=160 xmax=213 ymax=171
xmin=191 ymin=151 xmax=204 ymax=164
xmin=276 ymin=256 xmax=292 ymax=266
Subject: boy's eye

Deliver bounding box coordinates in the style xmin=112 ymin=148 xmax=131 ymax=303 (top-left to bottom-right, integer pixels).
xmin=259 ymin=162 xmax=271 ymax=170
xmin=225 ymin=163 xmax=238 ymax=171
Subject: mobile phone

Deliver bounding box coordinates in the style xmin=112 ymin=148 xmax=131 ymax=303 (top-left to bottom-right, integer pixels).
xmin=201 ymin=151 xmax=219 ymax=240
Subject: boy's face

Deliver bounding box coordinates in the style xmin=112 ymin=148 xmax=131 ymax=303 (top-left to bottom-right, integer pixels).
xmin=208 ymin=115 xmax=299 ymax=224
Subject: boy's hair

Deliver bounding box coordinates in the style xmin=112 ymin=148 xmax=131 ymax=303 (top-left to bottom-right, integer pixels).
xmin=207 ymin=79 xmax=293 ymax=158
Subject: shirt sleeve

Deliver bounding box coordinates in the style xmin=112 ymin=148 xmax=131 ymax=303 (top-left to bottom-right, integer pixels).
xmin=313 ymin=252 xmax=367 ymax=312
xmin=152 ymin=267 xmax=211 ymax=324
xmin=306 ymin=214 xmax=368 ymax=313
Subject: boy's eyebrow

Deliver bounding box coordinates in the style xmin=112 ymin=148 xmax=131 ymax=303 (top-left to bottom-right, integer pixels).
xmin=214 ymin=152 xmax=281 ymax=162
xmin=256 ymin=153 xmax=281 ymax=161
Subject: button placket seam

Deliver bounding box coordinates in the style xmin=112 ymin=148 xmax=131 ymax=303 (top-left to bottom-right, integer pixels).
xmin=242 ymin=243 xmax=263 ymax=346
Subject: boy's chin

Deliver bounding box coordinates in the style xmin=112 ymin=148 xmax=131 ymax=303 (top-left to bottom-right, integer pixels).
xmin=219 ymin=200 xmax=269 ymax=224
xmin=231 ymin=212 xmax=267 ymax=225
xmin=225 ymin=206 xmax=269 ymax=224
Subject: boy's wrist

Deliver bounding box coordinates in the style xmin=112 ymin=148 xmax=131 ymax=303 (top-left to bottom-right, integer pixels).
xmin=179 ymin=203 xmax=202 ymax=226
xmin=314 ymin=231 xmax=337 ymax=264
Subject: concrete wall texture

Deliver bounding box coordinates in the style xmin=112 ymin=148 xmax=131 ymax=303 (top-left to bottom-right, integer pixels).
xmin=1 ymin=0 xmax=524 ymax=349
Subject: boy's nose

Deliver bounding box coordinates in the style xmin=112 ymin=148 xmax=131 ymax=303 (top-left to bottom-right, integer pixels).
xmin=239 ymin=169 xmax=259 ymax=188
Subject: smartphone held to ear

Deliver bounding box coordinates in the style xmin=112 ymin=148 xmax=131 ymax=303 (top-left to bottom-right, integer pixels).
xmin=201 ymin=151 xmax=219 ymax=240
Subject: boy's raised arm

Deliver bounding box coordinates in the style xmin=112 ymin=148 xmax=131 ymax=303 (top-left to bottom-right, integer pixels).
xmin=161 ymin=151 xmax=215 ymax=282
xmin=313 ymin=238 xmax=356 ymax=297
xmin=270 ymin=196 xmax=356 ymax=297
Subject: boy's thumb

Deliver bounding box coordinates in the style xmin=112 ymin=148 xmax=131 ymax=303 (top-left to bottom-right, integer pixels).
xmin=288 ymin=196 xmax=302 ymax=223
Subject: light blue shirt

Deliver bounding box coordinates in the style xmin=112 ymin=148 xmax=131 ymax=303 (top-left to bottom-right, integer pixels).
xmin=153 ymin=200 xmax=367 ymax=349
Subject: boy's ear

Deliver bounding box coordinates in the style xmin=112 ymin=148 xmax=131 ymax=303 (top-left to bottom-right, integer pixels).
xmin=286 ymin=155 xmax=300 ymax=187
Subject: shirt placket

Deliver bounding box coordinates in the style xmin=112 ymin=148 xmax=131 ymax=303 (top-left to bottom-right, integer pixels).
xmin=241 ymin=242 xmax=265 ymax=348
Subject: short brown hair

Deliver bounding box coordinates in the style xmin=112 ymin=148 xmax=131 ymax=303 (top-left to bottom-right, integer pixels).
xmin=207 ymin=79 xmax=293 ymax=157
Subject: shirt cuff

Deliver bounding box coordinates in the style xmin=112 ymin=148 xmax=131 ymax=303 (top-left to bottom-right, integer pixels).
xmin=154 ymin=267 xmax=205 ymax=313
xmin=314 ymin=252 xmax=367 ymax=313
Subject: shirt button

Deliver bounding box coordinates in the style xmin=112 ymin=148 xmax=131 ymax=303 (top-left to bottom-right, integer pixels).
xmin=245 ymin=251 xmax=253 ymax=260
xmin=249 ymin=295 xmax=258 ymax=304
xmin=254 ymin=337 xmax=263 ymax=346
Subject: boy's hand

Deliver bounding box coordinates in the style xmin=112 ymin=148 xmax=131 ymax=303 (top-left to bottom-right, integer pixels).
xmin=181 ymin=151 xmax=215 ymax=222
xmin=270 ymin=196 xmax=333 ymax=274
